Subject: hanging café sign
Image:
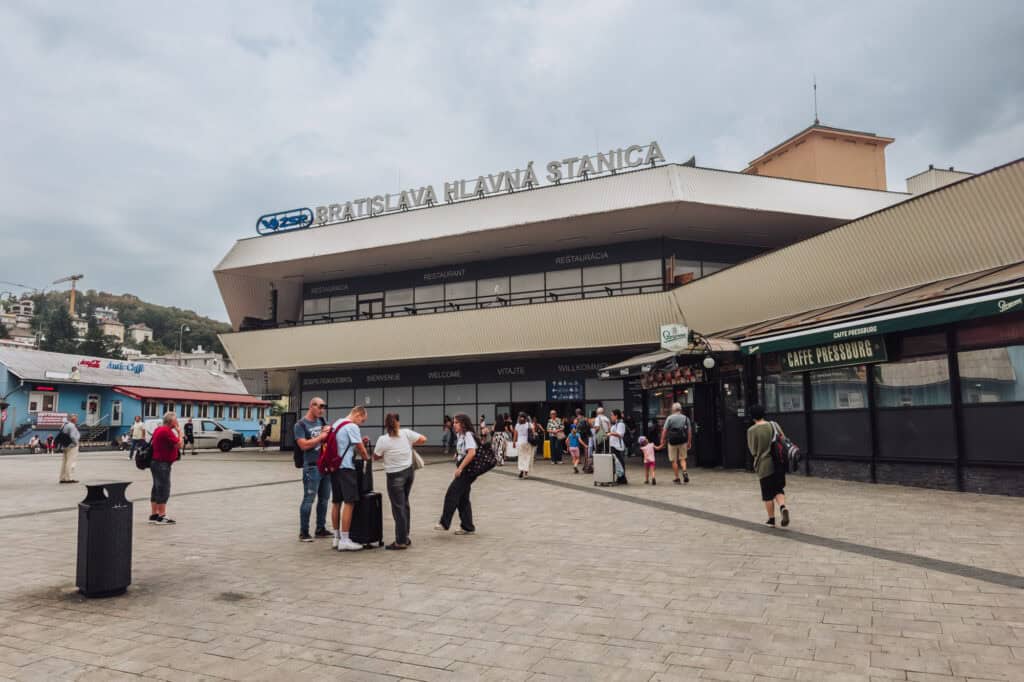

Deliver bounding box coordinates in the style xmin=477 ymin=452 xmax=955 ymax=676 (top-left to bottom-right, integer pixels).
xmin=255 ymin=141 xmax=665 ymax=235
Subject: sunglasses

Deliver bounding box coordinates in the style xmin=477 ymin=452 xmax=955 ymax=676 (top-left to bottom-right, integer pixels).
xmin=314 ymin=403 xmax=327 ymax=409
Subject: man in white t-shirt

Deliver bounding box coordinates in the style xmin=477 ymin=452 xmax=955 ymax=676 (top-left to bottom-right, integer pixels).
xmin=374 ymin=413 xmax=426 ymax=549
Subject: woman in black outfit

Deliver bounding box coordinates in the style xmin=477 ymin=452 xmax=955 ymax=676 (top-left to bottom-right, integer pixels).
xmin=435 ymin=414 xmax=479 ymax=535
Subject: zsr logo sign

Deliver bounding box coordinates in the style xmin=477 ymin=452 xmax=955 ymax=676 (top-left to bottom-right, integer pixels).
xmin=255 ymin=208 xmax=314 ymax=235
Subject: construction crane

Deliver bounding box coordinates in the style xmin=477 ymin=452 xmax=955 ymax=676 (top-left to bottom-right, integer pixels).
xmin=53 ymin=274 xmax=84 ymax=318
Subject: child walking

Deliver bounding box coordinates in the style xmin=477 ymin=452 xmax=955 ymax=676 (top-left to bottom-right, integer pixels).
xmin=640 ymin=437 xmax=657 ymax=485
xmin=568 ymin=425 xmax=582 ymax=473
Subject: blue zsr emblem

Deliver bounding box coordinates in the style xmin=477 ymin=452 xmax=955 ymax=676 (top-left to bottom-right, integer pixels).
xmin=256 ymin=208 xmax=314 ymax=235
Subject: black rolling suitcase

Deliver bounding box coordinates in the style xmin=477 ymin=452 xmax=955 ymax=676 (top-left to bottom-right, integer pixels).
xmin=350 ymin=456 xmax=384 ymax=548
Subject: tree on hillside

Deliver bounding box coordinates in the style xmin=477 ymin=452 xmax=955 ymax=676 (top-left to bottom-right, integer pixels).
xmin=38 ymin=306 xmax=78 ymax=354
xmin=79 ymin=310 xmax=123 ymax=360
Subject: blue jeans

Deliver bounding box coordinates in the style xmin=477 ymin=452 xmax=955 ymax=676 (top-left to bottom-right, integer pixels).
xmin=300 ymin=463 xmax=331 ymax=535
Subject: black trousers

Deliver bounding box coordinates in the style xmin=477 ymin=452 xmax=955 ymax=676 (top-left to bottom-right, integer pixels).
xmin=439 ymin=473 xmax=476 ymax=531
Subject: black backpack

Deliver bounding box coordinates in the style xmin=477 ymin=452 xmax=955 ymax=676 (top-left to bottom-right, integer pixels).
xmin=667 ymin=416 xmax=689 ymax=445
xmin=527 ymin=424 xmax=543 ymax=446
xmin=135 ymin=441 xmax=153 ymax=470
xmin=54 ymin=428 xmax=72 ymax=449
xmin=576 ymin=417 xmax=592 ymax=440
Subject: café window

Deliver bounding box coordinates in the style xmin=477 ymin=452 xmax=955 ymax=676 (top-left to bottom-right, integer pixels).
xmin=873 ymin=355 xmax=951 ymax=407
xmin=414 ymin=285 xmax=443 ymax=313
xmin=303 ymin=297 xmax=330 ymax=320
xmin=385 ymin=289 xmax=414 ymax=315
xmin=545 ymin=269 xmax=582 ymax=301
xmin=213 ymin=404 xmax=224 ymax=419
xmin=198 ymin=403 xmax=209 ymax=418
xmin=621 ymin=260 xmax=661 ymax=290
xmin=510 ymin=273 xmax=545 ymax=304
xmin=228 ymin=405 xmax=239 ymax=419
xmin=444 ymin=280 xmax=476 ymax=309
xmin=764 ymin=373 xmax=805 ymax=413
xmin=28 ymin=391 xmax=58 ymax=413
xmin=257 ymin=407 xmax=266 ymax=420
xmin=330 ymin=295 xmax=357 ymax=317
xmin=244 ymin=406 xmax=253 ymax=420
xmin=958 ymin=345 xmax=1024 ymax=404
xmin=810 ymin=365 xmax=868 ymax=410
xmin=162 ymin=402 xmax=176 ymax=416
xmin=181 ymin=403 xmax=193 ymax=418
xmin=143 ymin=401 xmax=159 ymax=418
xmin=477 ymin=277 xmax=510 ymax=306
xmin=582 ymin=264 xmax=620 ymax=297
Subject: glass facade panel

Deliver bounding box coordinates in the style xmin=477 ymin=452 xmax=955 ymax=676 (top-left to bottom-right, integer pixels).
xmin=477 ymin=277 xmax=510 ymax=306
xmin=478 ymin=382 xmax=511 ymax=402
xmin=300 ymin=391 xmax=317 ymax=411
xmin=764 ymin=373 xmax=805 ymax=413
xmin=621 ymin=259 xmax=661 ymax=282
xmin=363 ymin=407 xmax=384 ymax=428
xmin=585 ymin=378 xmax=623 ymax=400
xmin=874 ymin=355 xmax=951 ymax=407
xmin=478 ymin=404 xmax=495 ymax=424
xmin=355 ymin=387 xmax=383 ymax=407
xmin=414 ymin=285 xmax=444 ymax=314
xmin=330 ymin=295 xmax=356 ymax=315
xmin=810 ymin=365 xmax=868 ymax=410
xmin=328 ymin=389 xmax=355 ymax=411
xmin=444 ymin=280 xmax=475 ymax=307
xmin=510 ymin=273 xmax=545 ymax=303
xmin=383 ymin=386 xmax=413 ymax=405
xmin=701 ymin=261 xmax=730 ymax=277
xmin=672 ymin=260 xmax=702 ymax=285
xmin=303 ymin=298 xmax=329 ymax=319
xmin=511 ymin=380 xmax=546 ymax=401
xmin=583 ymin=264 xmax=620 ymax=285
xmin=447 ymin=404 xmax=475 ymax=419
xmin=385 ymin=289 xmax=414 ymax=315
xmin=417 ymin=425 xmax=444 ymax=444
xmin=445 ymin=384 xmax=476 ymax=403
xmin=413 ymin=404 xmax=444 ymax=427
xmin=414 ymin=385 xmax=443 ymax=404
xmin=959 ymin=345 xmax=1024 ymax=403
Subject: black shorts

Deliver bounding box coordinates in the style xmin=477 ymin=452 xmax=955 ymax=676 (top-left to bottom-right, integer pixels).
xmin=331 ymin=468 xmax=360 ymax=504
xmin=760 ymin=468 xmax=786 ymax=501
xmin=150 ymin=461 xmax=172 ymax=504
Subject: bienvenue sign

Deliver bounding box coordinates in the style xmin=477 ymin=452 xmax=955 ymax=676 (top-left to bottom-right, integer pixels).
xmin=256 ymin=141 xmax=665 ymax=235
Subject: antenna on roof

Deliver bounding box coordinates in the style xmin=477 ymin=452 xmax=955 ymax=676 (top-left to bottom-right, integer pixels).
xmin=813 ymin=74 xmax=820 ymax=125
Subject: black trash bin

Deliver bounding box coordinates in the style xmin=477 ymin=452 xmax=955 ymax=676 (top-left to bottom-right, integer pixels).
xmin=76 ymin=482 xmax=132 ymax=597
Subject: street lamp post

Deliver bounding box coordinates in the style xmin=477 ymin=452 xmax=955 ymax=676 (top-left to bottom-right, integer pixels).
xmin=177 ymin=324 xmax=190 ymax=365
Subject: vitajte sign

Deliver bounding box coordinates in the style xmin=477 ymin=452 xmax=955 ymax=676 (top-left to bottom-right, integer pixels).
xmin=255 ymin=141 xmax=665 ymax=235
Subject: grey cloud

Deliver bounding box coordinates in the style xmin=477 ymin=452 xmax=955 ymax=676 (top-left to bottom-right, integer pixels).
xmin=1 ymin=0 xmax=1021 ymax=319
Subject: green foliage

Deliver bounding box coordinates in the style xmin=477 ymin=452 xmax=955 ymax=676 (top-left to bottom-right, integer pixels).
xmin=0 ymin=321 xmax=9 ymax=340
xmin=38 ymin=306 xmax=78 ymax=354
xmin=78 ymin=306 xmax=124 ymax=360
xmin=29 ymin=290 xmax=230 ymax=357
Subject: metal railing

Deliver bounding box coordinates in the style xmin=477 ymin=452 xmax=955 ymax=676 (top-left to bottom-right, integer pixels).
xmin=288 ymin=278 xmax=665 ymax=327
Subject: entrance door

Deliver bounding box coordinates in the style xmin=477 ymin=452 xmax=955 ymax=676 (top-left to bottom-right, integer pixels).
xmin=689 ymin=384 xmax=720 ymax=467
xmin=86 ymin=394 xmax=101 ymax=426
xmin=357 ymin=293 xmax=384 ymax=320
xmin=111 ymin=400 xmax=123 ymax=426
xmin=719 ymin=373 xmax=749 ymax=469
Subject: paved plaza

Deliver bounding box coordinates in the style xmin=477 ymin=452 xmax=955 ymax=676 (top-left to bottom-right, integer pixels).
xmin=1 ymin=450 xmax=1023 ymax=681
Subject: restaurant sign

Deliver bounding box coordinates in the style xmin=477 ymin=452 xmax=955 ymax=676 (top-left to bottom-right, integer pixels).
xmin=660 ymin=324 xmax=690 ymax=352
xmin=781 ymin=336 xmax=887 ymax=372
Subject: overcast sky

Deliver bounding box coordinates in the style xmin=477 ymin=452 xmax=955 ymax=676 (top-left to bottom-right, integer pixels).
xmin=2 ymin=1 xmax=1021 ymax=321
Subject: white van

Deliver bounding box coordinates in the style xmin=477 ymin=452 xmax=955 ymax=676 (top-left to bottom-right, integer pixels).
xmin=143 ymin=418 xmax=242 ymax=452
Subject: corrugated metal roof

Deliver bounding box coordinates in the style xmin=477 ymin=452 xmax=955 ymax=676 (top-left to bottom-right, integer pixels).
xmin=0 ymin=347 xmax=253 ymax=395
xmin=672 ymin=158 xmax=1024 ymax=337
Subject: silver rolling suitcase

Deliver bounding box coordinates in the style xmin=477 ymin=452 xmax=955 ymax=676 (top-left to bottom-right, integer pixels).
xmin=593 ymin=453 xmax=616 ymax=486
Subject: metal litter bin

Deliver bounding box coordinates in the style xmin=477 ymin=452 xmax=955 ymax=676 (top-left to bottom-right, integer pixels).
xmin=76 ymin=482 xmax=132 ymax=597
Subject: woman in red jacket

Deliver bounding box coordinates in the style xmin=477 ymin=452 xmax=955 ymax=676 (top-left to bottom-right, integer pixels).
xmin=150 ymin=412 xmax=183 ymax=525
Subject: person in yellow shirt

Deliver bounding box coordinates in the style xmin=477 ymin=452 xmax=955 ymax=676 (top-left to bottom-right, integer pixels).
xmin=129 ymin=415 xmax=147 ymax=460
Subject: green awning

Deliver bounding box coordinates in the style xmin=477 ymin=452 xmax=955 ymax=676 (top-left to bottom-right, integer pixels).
xmin=742 ymin=286 xmax=1024 ymax=355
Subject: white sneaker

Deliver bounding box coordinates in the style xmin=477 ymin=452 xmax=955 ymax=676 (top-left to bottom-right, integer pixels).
xmin=433 ymin=523 xmax=447 ymax=532
xmin=454 ymin=529 xmax=475 ymax=536
xmin=331 ymin=536 xmax=339 ymax=550
xmin=339 ymin=539 xmax=364 ymax=551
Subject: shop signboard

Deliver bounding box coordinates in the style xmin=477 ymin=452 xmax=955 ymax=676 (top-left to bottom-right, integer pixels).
xmin=660 ymin=324 xmax=689 ymax=352
xmin=780 ymin=336 xmax=887 ymax=373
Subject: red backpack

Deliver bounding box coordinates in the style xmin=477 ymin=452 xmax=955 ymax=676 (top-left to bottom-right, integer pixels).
xmin=317 ymin=419 xmax=352 ymax=474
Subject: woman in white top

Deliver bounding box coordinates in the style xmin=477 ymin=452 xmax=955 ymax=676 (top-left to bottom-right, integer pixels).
xmin=610 ymin=409 xmax=628 ymax=484
xmin=373 ymin=413 xmax=426 ymax=549
xmin=434 ymin=414 xmax=479 ymax=535
xmin=513 ymin=413 xmax=534 ymax=479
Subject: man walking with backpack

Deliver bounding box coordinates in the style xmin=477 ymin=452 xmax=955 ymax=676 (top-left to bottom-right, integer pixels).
xmin=657 ymin=403 xmax=692 ymax=484
xmin=294 ymin=397 xmax=333 ymax=542
xmin=747 ymin=404 xmax=790 ymax=527
xmin=57 ymin=414 xmax=80 ymax=484
xmin=330 ymin=405 xmax=370 ymax=551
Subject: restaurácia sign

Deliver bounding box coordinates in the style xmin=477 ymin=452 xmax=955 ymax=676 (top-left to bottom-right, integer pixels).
xmin=255 ymin=141 xmax=665 ymax=236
